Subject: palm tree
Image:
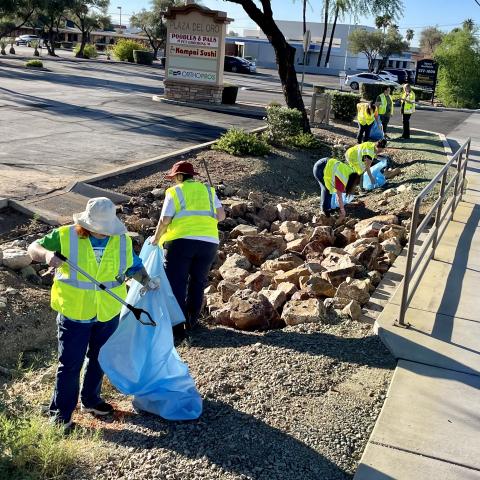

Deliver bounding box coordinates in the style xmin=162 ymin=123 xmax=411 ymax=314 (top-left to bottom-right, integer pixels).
xmin=324 ymin=0 xmax=349 ymax=67
xmin=405 ymin=28 xmax=414 ymax=42
xmin=316 ymin=0 xmax=330 ymax=66
xmin=375 ymin=14 xmax=392 ymax=32
xmin=293 ymin=0 xmax=309 ymax=34
xmin=463 ymin=18 xmax=475 ymax=31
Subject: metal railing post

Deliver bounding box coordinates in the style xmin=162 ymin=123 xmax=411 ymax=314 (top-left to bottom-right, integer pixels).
xmin=432 ymin=170 xmax=448 ymax=258
xmin=396 ymin=198 xmax=421 ymax=328
xmin=460 ymin=140 xmax=471 ymax=202
xmin=452 ymin=150 xmax=463 ymax=217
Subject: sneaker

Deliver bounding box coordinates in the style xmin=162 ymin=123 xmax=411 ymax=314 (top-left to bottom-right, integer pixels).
xmin=81 ymin=401 xmax=114 ymax=416
xmin=50 ymin=415 xmax=74 ymax=433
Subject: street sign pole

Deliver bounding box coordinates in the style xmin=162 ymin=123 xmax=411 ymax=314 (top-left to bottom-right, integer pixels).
xmin=300 ymin=30 xmax=311 ymax=95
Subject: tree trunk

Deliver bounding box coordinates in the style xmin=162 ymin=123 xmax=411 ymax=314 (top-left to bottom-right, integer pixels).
xmin=47 ymin=26 xmax=56 ymax=56
xmin=324 ymin=4 xmax=339 ymax=67
xmin=153 ymin=46 xmax=159 ymax=60
xmin=302 ymin=0 xmax=307 ymax=35
xmin=316 ymin=0 xmax=330 ymax=66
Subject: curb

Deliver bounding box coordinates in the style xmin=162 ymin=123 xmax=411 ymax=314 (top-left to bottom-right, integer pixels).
xmin=153 ymin=95 xmax=266 ymax=119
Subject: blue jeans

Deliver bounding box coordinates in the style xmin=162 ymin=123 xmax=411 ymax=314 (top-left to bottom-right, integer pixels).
xmin=313 ymin=158 xmax=332 ymax=214
xmin=49 ymin=314 xmax=119 ymax=422
xmin=164 ymin=238 xmax=218 ymax=328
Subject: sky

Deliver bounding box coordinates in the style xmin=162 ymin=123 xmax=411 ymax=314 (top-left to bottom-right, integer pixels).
xmin=113 ymin=0 xmax=480 ymax=45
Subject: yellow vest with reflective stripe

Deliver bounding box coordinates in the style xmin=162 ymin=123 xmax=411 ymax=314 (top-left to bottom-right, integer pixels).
xmin=323 ymin=158 xmax=354 ymax=194
xmin=378 ymin=93 xmax=394 ymax=115
xmin=51 ymin=225 xmax=133 ymax=322
xmin=357 ymin=103 xmax=375 ymax=125
xmin=402 ymin=90 xmax=415 ymax=114
xmin=345 ymin=142 xmax=376 ymax=175
xmin=160 ymin=180 xmax=219 ymax=245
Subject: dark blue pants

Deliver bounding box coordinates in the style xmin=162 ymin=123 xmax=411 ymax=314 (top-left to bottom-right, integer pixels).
xmin=49 ymin=314 xmax=119 ymax=422
xmin=357 ymin=122 xmax=372 ymax=143
xmin=164 ymin=238 xmax=218 ymax=328
xmin=313 ymin=158 xmax=332 ymax=214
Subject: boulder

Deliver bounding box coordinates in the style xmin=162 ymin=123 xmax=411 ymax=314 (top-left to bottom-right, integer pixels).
xmin=20 ymin=265 xmax=41 ymax=284
xmin=279 ymin=221 xmax=303 ymax=235
xmin=335 ymin=227 xmax=357 ymax=247
xmin=381 ymin=238 xmax=403 ymax=257
xmin=229 ymin=290 xmax=281 ymax=330
xmin=205 ymin=293 xmax=224 ymax=313
xmin=260 ymin=289 xmax=287 ymax=310
xmin=383 ymin=188 xmax=397 ymax=198
xmin=248 ymin=191 xmax=264 ymax=209
xmin=291 ymin=290 xmax=312 ymax=301
xmin=356 ymin=221 xmax=385 ymax=239
xmin=221 ymin=253 xmax=251 ymax=271
xmin=245 ymin=271 xmax=274 ymax=292
xmin=324 ymin=296 xmax=352 ymax=310
xmin=355 ymin=215 xmax=399 ymax=237
xmin=301 ymin=240 xmax=327 ymax=258
xmin=336 ymin=278 xmax=370 ymax=305
xmin=286 ymin=237 xmax=309 ymax=254
xmin=396 ymin=184 xmax=412 ymax=194
xmin=276 ymin=282 xmax=298 ymax=298
xmin=312 ymin=213 xmax=335 ymax=227
xmin=282 ymin=299 xmax=325 ymax=326
xmin=262 ymin=253 xmax=303 ymax=273
xmin=321 ymin=254 xmax=359 ymax=287
xmin=230 ymin=201 xmax=248 ymax=218
xmin=218 ymin=280 xmax=243 ymax=302
xmin=342 ymin=300 xmax=362 ymax=321
xmin=378 ymin=224 xmax=407 ymax=244
xmin=344 ymin=238 xmax=381 ymax=269
xmin=300 ymin=275 xmax=336 ymax=298
xmin=151 ymin=188 xmax=165 ymax=199
xmin=270 ymin=220 xmax=282 ymax=233
xmin=368 ymin=270 xmax=382 ymax=287
xmin=245 ymin=213 xmax=271 ymax=231
xmin=277 ymin=203 xmax=300 ymax=222
xmin=305 ymin=260 xmax=325 ymax=274
xmin=258 ymin=205 xmax=278 ymax=223
xmin=230 ymin=224 xmax=259 ymax=239
xmin=309 ymin=226 xmax=335 ymax=246
xmin=385 ymin=167 xmax=401 ymax=179
xmin=273 ymin=266 xmax=310 ymax=287
xmin=237 ymin=234 xmax=286 ymax=266
xmin=1 ymin=248 xmax=32 ymax=270
xmin=211 ymin=307 xmax=232 ymax=326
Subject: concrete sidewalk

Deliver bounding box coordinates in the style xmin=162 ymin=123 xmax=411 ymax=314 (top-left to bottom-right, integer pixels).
xmin=355 ymin=114 xmax=480 ymax=479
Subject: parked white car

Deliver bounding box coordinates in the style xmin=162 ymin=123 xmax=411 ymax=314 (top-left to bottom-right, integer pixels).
xmin=15 ymin=34 xmax=39 ymax=46
xmin=377 ymin=70 xmax=399 ymax=82
xmin=345 ymin=73 xmax=400 ymax=91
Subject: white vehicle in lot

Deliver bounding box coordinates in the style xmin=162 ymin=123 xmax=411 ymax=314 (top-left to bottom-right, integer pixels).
xmin=15 ymin=34 xmax=39 ymax=46
xmin=377 ymin=70 xmax=399 ymax=82
xmin=345 ymin=72 xmax=400 ymax=91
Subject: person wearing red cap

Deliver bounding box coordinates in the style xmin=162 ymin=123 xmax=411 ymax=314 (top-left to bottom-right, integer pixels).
xmin=152 ymin=161 xmax=225 ymax=340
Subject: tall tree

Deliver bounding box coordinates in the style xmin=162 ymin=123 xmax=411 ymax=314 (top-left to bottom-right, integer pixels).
xmin=348 ymin=27 xmax=384 ymax=71
xmin=377 ymin=25 xmax=408 ymax=69
xmin=224 ymin=0 xmax=310 ymax=132
xmin=130 ymin=0 xmax=180 ymax=60
xmin=0 ymin=0 xmax=41 ymax=38
xmin=419 ymin=26 xmax=444 ymax=57
xmin=68 ymin=0 xmax=110 ymax=58
xmin=405 ymin=28 xmax=414 ymax=42
xmin=463 ymin=18 xmax=475 ymax=32
xmin=324 ymin=0 xmax=348 ymax=67
xmin=316 ymin=0 xmax=330 ymax=66
xmin=374 ymin=14 xmax=392 ymax=32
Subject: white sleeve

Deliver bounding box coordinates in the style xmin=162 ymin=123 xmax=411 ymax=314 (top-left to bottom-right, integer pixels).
xmin=214 ymin=193 xmax=222 ymax=209
xmin=160 ymin=193 xmax=176 ymax=219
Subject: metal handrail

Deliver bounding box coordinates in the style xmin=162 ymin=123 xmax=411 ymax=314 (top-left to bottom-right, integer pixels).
xmin=396 ymin=138 xmax=472 ymax=327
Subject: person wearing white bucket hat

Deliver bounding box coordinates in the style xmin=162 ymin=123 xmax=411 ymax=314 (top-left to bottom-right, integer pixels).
xmin=28 ymin=197 xmax=160 ymax=431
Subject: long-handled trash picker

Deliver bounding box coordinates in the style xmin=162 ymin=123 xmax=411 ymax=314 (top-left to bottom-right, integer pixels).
xmin=54 ymin=252 xmax=156 ymax=327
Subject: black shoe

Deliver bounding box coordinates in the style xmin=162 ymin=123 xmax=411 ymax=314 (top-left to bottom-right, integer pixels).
xmin=81 ymin=400 xmax=114 ymax=416
xmin=173 ymin=323 xmax=187 ymax=345
xmin=48 ymin=413 xmax=75 ymax=433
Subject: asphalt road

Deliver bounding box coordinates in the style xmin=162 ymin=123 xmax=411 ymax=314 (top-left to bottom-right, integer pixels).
xmin=0 ymin=49 xmax=474 ymax=200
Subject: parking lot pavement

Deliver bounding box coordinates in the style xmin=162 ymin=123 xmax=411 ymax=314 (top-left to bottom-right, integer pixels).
xmin=0 ymin=59 xmax=263 ymax=200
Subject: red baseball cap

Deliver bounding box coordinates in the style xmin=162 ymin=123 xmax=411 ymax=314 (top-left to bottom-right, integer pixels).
xmin=165 ymin=161 xmax=199 ymax=179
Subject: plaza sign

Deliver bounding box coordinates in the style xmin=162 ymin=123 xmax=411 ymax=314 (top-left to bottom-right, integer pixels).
xmin=415 ymin=59 xmax=438 ymax=89
xmin=169 ymin=45 xmax=218 ymax=59
xmin=169 ymin=33 xmax=219 ymax=48
xmin=167 ymin=68 xmax=217 ymax=83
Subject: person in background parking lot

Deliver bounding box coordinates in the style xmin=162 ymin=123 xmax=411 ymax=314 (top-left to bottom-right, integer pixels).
xmin=376 ymin=85 xmax=394 ymax=139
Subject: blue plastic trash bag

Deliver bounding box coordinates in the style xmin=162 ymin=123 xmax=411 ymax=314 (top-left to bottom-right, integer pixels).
xmin=369 ymin=121 xmax=384 ymax=141
xmin=99 ymin=241 xmax=202 ymax=421
xmin=330 ymin=193 xmax=355 ymax=210
xmin=363 ymin=157 xmax=388 ymax=191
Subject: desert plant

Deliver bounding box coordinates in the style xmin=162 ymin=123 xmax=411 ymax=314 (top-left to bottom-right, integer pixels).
xmin=330 ymin=91 xmax=361 ymax=121
xmin=25 ymin=59 xmax=43 ymax=68
xmin=7 ymin=38 xmax=15 ymax=54
xmin=113 ymin=39 xmax=145 ymax=62
xmin=133 ymin=49 xmax=153 ymax=65
xmin=265 ymin=105 xmax=303 ymax=145
xmin=288 ymin=132 xmax=322 ymax=149
xmin=213 ymin=128 xmax=271 ymax=156
xmin=30 ymin=40 xmax=40 ymax=57
xmin=0 ymin=39 xmax=6 ymax=55
xmin=73 ymin=43 xmax=98 ymax=59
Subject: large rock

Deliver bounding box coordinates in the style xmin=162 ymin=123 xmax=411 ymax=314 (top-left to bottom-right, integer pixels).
xmin=262 ymin=253 xmax=303 ymax=273
xmin=336 ymin=278 xmax=370 ymax=305
xmin=344 ymin=238 xmax=381 ymax=269
xmin=248 ymin=191 xmax=264 ymax=209
xmin=324 ymin=296 xmax=352 ymax=311
xmin=230 ymin=201 xmax=248 ymax=218
xmin=260 ymin=289 xmax=287 ymax=310
xmin=245 ymin=213 xmax=271 ymax=231
xmin=282 ymin=299 xmax=325 ymax=325
xmin=300 ymin=275 xmax=336 ymax=298
xmin=381 ymin=238 xmax=403 ymax=257
xmin=245 ymin=271 xmax=274 ymax=292
xmin=301 ymin=240 xmax=328 ymax=258
xmin=378 ymin=224 xmax=407 ymax=244
xmin=258 ymin=205 xmax=278 ymax=223
xmin=321 ymin=252 xmax=359 ymax=287
xmin=219 ymin=254 xmax=251 ymax=283
xmin=276 ymin=282 xmax=298 ymax=298
xmin=286 ymin=237 xmax=309 ymax=254
xmin=335 ymin=227 xmax=357 ymax=247
xmin=211 ymin=307 xmax=232 ymax=325
xmin=221 ymin=253 xmax=251 ymax=271
xmin=237 ymin=234 xmax=286 ymax=267
xmin=342 ymin=300 xmax=362 ymax=321
xmin=273 ymin=266 xmax=310 ymax=287
xmin=217 ymin=280 xmax=242 ymax=302
xmin=354 ymin=215 xmax=399 ymax=238
xmin=277 ymin=203 xmax=300 ymax=222
xmin=229 ymin=290 xmax=281 ymax=330
xmin=309 ymin=226 xmax=335 ymax=246
xmin=279 ymin=221 xmax=303 ymax=235
xmin=230 ymin=224 xmax=259 ymax=239
xmin=1 ymin=248 xmax=32 ymax=270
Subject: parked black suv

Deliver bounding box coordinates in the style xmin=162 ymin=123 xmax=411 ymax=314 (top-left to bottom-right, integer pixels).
xmin=384 ymin=68 xmax=409 ymax=84
xmin=224 ymin=56 xmax=256 ymax=74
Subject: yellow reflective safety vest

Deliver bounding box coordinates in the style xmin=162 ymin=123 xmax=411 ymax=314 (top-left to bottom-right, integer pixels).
xmin=323 ymin=158 xmax=354 ymax=194
xmin=378 ymin=93 xmax=394 ymax=115
xmin=160 ymin=180 xmax=219 ymax=245
xmin=402 ymin=90 xmax=415 ymax=114
xmin=345 ymin=142 xmax=376 ymax=175
xmin=357 ymin=103 xmax=376 ymax=125
xmin=51 ymin=225 xmax=133 ymax=322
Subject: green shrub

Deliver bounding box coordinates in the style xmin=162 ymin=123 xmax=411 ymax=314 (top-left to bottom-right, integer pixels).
xmin=330 ymin=91 xmax=360 ymax=121
xmin=265 ymin=105 xmax=303 ymax=144
xmin=113 ymin=39 xmax=145 ymax=62
xmin=288 ymin=132 xmax=322 ymax=149
xmin=25 ymin=59 xmax=43 ymax=68
xmin=133 ymin=49 xmax=153 ymax=65
xmin=73 ymin=43 xmax=98 ymax=59
xmin=213 ymin=128 xmax=271 ymax=156
xmin=411 ymin=86 xmax=432 ymax=101
xmin=360 ymin=82 xmax=397 ymax=101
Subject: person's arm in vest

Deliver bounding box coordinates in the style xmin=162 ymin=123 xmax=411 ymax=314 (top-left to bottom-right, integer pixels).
xmin=28 ymin=229 xmax=64 ymax=267
xmin=364 ymin=155 xmax=376 ymax=187
xmin=151 ymin=216 xmax=172 ymax=245
xmin=216 ymin=207 xmax=226 ymax=222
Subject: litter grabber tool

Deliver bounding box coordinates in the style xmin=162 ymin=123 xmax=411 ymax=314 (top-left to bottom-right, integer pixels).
xmin=54 ymin=252 xmax=156 ymax=327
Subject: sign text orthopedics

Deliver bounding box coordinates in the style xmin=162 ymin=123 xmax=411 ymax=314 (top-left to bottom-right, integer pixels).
xmin=167 ymin=68 xmax=217 ymax=83
xmin=169 ymin=45 xmax=218 ymax=59
xmin=169 ymin=33 xmax=219 ymax=48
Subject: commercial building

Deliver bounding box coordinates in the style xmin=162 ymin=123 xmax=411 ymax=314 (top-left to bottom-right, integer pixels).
xmin=226 ymin=20 xmax=413 ymax=75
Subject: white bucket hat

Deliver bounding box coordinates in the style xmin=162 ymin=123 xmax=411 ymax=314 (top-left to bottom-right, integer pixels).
xmin=73 ymin=197 xmax=127 ymax=236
